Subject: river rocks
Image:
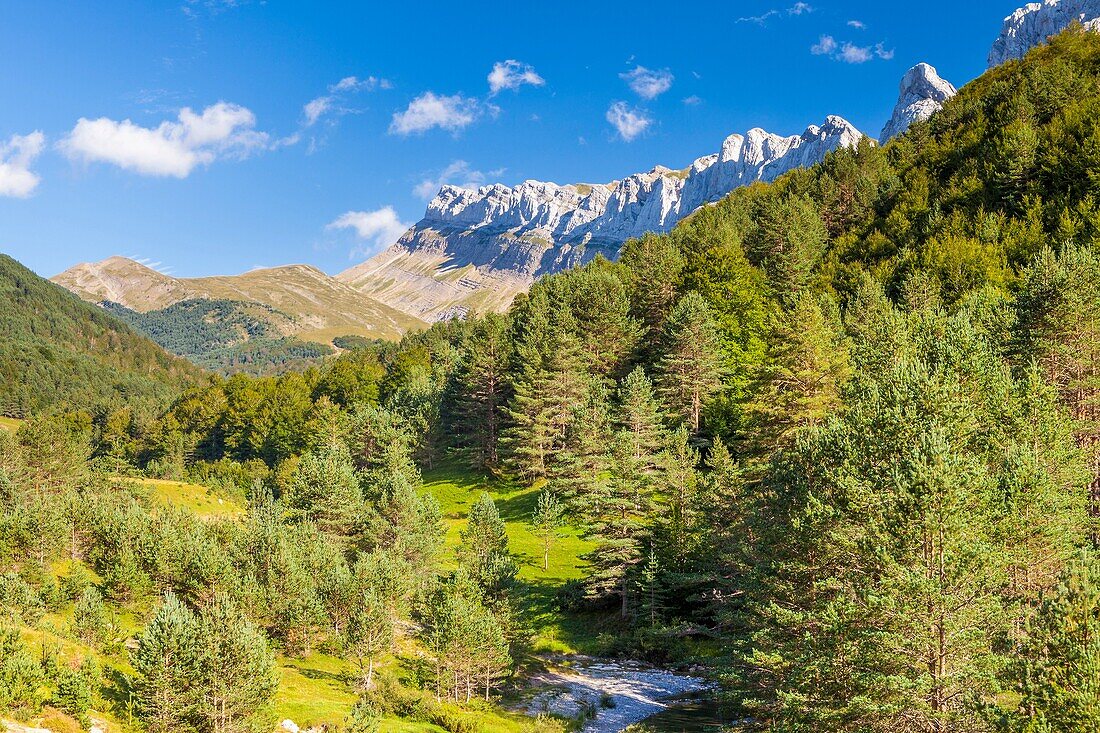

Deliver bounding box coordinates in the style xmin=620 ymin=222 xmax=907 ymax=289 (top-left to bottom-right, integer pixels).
xmin=525 ymin=657 xmax=714 ymax=733
xmin=879 ymin=63 xmax=957 ymax=141
xmin=989 ymin=0 xmax=1100 ymax=67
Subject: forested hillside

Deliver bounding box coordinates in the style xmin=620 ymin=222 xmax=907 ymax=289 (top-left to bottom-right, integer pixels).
xmin=4 ymin=27 xmax=1100 ymax=733
xmin=104 ymin=299 xmax=336 ymax=375
xmin=0 ymin=254 xmax=201 ymax=418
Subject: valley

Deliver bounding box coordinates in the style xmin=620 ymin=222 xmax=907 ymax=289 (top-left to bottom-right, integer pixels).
xmin=5 ymin=3 xmax=1100 ymax=733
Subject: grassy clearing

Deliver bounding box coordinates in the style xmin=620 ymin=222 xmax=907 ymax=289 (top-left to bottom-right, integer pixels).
xmin=0 ymin=415 xmax=21 ymax=432
xmin=274 ymin=652 xmax=358 ymax=728
xmin=121 ymin=476 xmax=244 ymax=519
xmin=422 ymin=462 xmax=609 ymax=654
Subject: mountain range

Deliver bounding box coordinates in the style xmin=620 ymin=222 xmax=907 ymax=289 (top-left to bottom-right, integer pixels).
xmin=53 ymin=255 xmax=425 ymax=343
xmin=49 ymin=0 xmax=1100 ymax=349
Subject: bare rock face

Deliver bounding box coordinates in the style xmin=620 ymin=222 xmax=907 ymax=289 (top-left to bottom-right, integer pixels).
xmin=879 ymin=63 xmax=957 ymax=141
xmin=989 ymin=0 xmax=1100 ymax=67
xmin=338 ymin=116 xmax=865 ymax=322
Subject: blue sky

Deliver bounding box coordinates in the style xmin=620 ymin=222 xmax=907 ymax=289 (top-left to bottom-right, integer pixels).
xmin=0 ymin=1 xmax=1020 ymax=278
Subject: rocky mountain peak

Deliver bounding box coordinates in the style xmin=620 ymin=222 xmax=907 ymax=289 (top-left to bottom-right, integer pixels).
xmin=880 ymin=63 xmax=958 ymax=141
xmin=338 ymin=116 xmax=866 ymax=322
xmin=989 ymin=0 xmax=1100 ymax=68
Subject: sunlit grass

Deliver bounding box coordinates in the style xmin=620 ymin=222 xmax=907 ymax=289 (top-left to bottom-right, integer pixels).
xmin=121 ymin=476 xmax=244 ymax=520
xmin=0 ymin=415 xmax=22 ymax=432
xmin=422 ymin=461 xmax=605 ymax=654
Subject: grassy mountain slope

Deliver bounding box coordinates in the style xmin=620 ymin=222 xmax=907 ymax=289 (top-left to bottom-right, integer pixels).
xmin=0 ymin=253 xmax=201 ymax=417
xmin=53 ymin=256 xmax=427 ymax=344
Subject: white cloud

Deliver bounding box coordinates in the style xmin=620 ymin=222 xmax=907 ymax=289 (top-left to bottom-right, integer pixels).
xmin=813 ymin=35 xmax=894 ymax=63
xmin=0 ymin=131 xmax=45 ymax=198
xmin=738 ymin=2 xmax=812 ymax=24
xmin=389 ymin=92 xmax=481 ymax=135
xmin=327 ymin=207 xmax=411 ymax=259
xmin=303 ymin=75 xmax=390 ymax=127
xmin=60 ymin=102 xmax=266 ymax=178
xmin=606 ymin=102 xmax=651 ymax=142
xmin=839 ymin=43 xmax=872 ymax=63
xmin=304 ymin=97 xmax=331 ymax=127
xmin=620 ymin=66 xmax=674 ymax=100
xmin=811 ymin=35 xmax=837 ymax=55
xmin=847 ymin=19 xmax=866 ymax=29
xmin=414 ymin=160 xmax=503 ymax=199
xmin=487 ymin=60 xmax=545 ymax=95
xmin=682 ymin=95 xmax=703 ymax=106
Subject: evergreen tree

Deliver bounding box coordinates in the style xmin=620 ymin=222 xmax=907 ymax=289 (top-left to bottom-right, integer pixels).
xmin=72 ymin=586 xmax=109 ymax=646
xmin=52 ymin=657 xmax=99 ymax=728
xmin=655 ymin=293 xmax=725 ymax=435
xmin=459 ymin=493 xmax=517 ymax=600
xmin=738 ymin=308 xmax=1087 ymax=732
xmin=505 ymin=291 xmax=588 ymax=479
xmin=746 ymin=293 xmax=851 ymax=455
xmin=287 ymin=444 xmax=363 ymax=545
xmin=616 ymin=368 xmax=666 ymax=471
xmin=420 ymin=570 xmax=511 ymax=703
xmin=1015 ymin=246 xmax=1100 ymax=546
xmin=619 ymin=232 xmax=685 ymax=342
xmin=454 ymin=313 xmax=512 ymax=469
xmin=584 ymin=430 xmax=657 ymax=618
xmin=503 ymin=291 xmax=559 ymax=479
xmin=132 ymin=592 xmax=200 ymax=733
xmin=194 ymin=594 xmax=279 ymax=733
xmin=345 ymin=587 xmax=393 ymax=690
xmin=552 ymin=382 xmax=612 ymax=509
xmin=744 ymin=193 xmax=828 ymax=299
xmin=567 ymin=263 xmax=641 ymax=380
xmin=531 ymin=488 xmax=564 ymax=572
xmin=992 ymin=553 xmax=1100 ymax=732
xmin=363 ymin=470 xmax=443 ymax=569
xmin=0 ymin=623 xmax=44 ymax=717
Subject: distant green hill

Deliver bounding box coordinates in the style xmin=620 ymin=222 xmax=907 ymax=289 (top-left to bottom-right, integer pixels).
xmin=0 ymin=253 xmax=201 ymax=416
xmin=103 ymin=298 xmax=335 ymax=375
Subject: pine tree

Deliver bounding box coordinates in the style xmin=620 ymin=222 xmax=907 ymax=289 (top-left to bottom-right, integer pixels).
xmin=655 ymin=293 xmax=725 ymax=435
xmin=0 ymin=623 xmax=44 ymax=717
xmin=616 ymin=368 xmax=666 ymax=472
xmin=737 ymin=309 xmax=1081 ymax=732
xmin=132 ymin=593 xmax=199 ymax=733
xmin=531 ymin=488 xmax=565 ymax=572
xmin=345 ymin=587 xmax=393 ymax=690
xmin=420 ymin=570 xmax=511 ymax=703
xmin=459 ymin=493 xmax=517 ymax=600
xmin=194 ymin=594 xmax=279 ymax=733
xmin=619 ymin=232 xmax=685 ymax=343
xmin=1015 ymin=246 xmax=1100 ymax=546
xmin=584 ymin=430 xmax=657 ymax=619
xmin=72 ymin=586 xmax=108 ymax=646
xmin=363 ymin=469 xmax=443 ymax=568
xmin=454 ymin=313 xmax=512 ymax=469
xmin=504 ymin=291 xmax=559 ymax=479
xmin=551 ymin=382 xmax=612 ymax=509
xmin=52 ymin=657 xmax=99 ymax=728
xmin=991 ymin=553 xmax=1100 ymax=732
xmin=568 ymin=263 xmax=641 ymax=380
xmin=287 ymin=444 xmax=363 ymax=545
xmin=746 ymin=293 xmax=851 ymax=455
